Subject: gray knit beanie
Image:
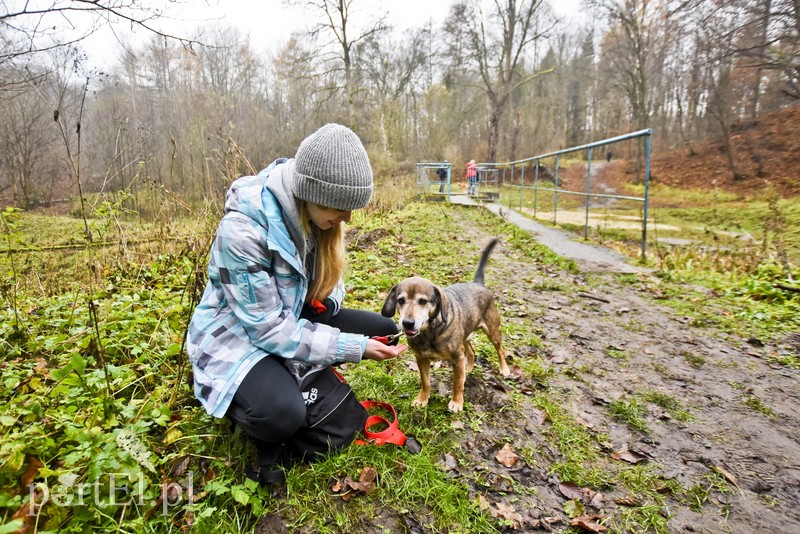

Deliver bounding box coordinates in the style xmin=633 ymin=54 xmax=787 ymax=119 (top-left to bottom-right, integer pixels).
xmin=292 ymin=123 xmax=374 ymax=211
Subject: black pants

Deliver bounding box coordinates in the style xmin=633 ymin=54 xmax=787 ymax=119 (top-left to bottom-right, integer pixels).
xmin=227 ymin=305 xmax=398 ymax=466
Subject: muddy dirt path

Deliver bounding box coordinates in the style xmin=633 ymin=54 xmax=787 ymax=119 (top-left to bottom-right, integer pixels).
xmin=449 ymin=209 xmax=800 ymax=533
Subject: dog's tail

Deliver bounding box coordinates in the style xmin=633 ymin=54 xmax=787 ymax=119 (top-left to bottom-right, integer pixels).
xmin=473 ymin=238 xmax=499 ymax=286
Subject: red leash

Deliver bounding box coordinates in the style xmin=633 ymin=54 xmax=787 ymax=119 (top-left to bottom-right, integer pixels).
xmin=355 ymin=400 xmax=407 ymax=447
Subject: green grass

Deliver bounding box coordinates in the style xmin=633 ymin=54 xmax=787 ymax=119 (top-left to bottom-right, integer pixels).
xmin=0 ymin=190 xmax=792 ymax=532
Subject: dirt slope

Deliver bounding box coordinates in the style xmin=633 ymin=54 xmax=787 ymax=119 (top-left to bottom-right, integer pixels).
xmin=429 ymin=212 xmax=799 ymax=532
xmin=655 ymin=104 xmax=800 ymax=197
xmin=605 ymin=104 xmax=800 ymax=199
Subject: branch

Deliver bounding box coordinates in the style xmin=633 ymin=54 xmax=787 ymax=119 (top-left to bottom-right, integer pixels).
xmin=1 ymin=0 xmax=200 ymax=65
xmin=774 ymin=283 xmax=800 ymax=293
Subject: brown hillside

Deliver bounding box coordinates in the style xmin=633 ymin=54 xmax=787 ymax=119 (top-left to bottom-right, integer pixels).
xmin=648 ymin=104 xmax=800 ymax=198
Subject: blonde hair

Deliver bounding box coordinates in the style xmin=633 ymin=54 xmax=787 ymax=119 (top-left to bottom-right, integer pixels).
xmin=299 ymin=201 xmax=347 ymax=303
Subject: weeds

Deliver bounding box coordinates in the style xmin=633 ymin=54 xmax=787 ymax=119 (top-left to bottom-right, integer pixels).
xmin=608 ymin=397 xmax=650 ymax=434
xmin=640 ymin=391 xmax=695 ymax=423
xmin=0 ymin=195 xmax=795 ymax=532
xmin=743 ymin=394 xmax=777 ymax=419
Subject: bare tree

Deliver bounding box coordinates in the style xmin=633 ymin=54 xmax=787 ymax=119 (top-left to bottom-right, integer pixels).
xmin=593 ymin=0 xmax=667 ymax=132
xmin=454 ymin=0 xmax=554 ymax=162
xmin=284 ymin=0 xmax=390 ymax=129
xmin=1 ymin=0 xmax=195 ymax=85
xmin=0 ymin=77 xmax=56 ymax=205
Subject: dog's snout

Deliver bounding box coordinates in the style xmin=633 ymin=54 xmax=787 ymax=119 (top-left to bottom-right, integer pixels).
xmin=401 ymin=319 xmax=416 ymax=330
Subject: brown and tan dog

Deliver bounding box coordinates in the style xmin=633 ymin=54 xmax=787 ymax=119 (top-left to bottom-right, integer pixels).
xmin=381 ymin=238 xmax=510 ymax=413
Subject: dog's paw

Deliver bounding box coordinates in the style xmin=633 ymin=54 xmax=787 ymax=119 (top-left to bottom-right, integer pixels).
xmin=499 ymin=365 xmax=511 ymax=378
xmin=411 ymin=395 xmax=429 ymax=408
xmin=448 ymin=400 xmax=464 ymax=413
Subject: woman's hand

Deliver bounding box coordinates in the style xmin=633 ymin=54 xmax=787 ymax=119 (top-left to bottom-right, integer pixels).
xmin=363 ymin=339 xmax=407 ymax=361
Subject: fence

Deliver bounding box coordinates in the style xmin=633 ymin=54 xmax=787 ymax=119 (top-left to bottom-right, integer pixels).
xmin=415 ymin=162 xmax=452 ymax=199
xmin=476 ymin=129 xmax=653 ymax=260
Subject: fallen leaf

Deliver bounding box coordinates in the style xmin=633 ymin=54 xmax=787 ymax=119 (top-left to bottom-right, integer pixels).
xmin=203 ymin=466 xmax=216 ymax=484
xmin=588 ymin=490 xmax=604 ymax=509
xmin=576 ymin=415 xmax=595 ymax=430
xmin=404 ymin=436 xmax=422 ymax=454
xmin=533 ymin=409 xmax=548 ymax=425
xmin=491 ymin=502 xmax=524 ymax=529
xmin=495 ymin=443 xmax=520 ymax=468
xmin=332 ymin=469 xmax=378 ymax=501
xmin=559 ymin=481 xmax=584 ymax=501
xmin=571 ymin=514 xmax=607 ymax=532
xmin=613 ymin=496 xmax=641 ymax=506
xmin=507 ymin=366 xmax=524 ymax=380
xmin=33 ymin=358 xmax=49 ymax=377
xmin=559 ymin=481 xmax=603 ymax=508
xmin=541 ymin=516 xmax=562 ymax=531
xmin=20 ymin=456 xmax=44 ymax=488
xmin=713 ymin=465 xmax=742 ymax=492
xmin=170 ymin=456 xmax=190 ymax=478
xmin=358 ymin=466 xmax=377 ymax=485
xmin=181 ymin=510 xmax=195 ymax=533
xmin=442 ymin=453 xmax=458 ymax=472
xmin=611 ymin=449 xmax=649 ymax=464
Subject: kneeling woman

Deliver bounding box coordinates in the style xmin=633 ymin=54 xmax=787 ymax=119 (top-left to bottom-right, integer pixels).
xmin=186 ymin=124 xmax=406 ymax=484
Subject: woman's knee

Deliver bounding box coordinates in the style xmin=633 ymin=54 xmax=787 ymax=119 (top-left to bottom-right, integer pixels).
xmin=231 ymin=393 xmax=306 ymax=443
xmin=229 ymin=356 xmax=307 ymax=443
xmin=250 ymin=395 xmax=306 ymax=441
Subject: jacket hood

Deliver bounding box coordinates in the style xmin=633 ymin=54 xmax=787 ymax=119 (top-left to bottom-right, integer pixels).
xmin=223 ymin=159 xmax=306 ymax=257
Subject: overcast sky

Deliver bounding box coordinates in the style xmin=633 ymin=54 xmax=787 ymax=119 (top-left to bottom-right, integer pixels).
xmin=74 ymin=0 xmax=584 ymax=69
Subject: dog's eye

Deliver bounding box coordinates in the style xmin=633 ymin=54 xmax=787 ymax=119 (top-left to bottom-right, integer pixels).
xmin=397 ymin=297 xmax=406 ymax=305
xmin=418 ymin=298 xmax=428 ymax=305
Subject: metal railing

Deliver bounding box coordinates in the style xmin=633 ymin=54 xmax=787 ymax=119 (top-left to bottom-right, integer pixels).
xmin=477 ymin=129 xmax=653 ymax=260
xmin=415 ymin=162 xmax=452 ymax=200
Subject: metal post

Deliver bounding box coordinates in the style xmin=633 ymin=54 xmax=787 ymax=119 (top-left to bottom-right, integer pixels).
xmin=446 ymin=164 xmax=451 ymax=201
xmin=534 ymin=160 xmax=539 ymax=218
xmin=642 ymin=134 xmax=652 ymax=261
xmin=553 ymin=155 xmax=560 ymax=225
xmin=519 ymin=163 xmax=525 ymax=211
xmin=584 ymin=147 xmax=593 ymax=240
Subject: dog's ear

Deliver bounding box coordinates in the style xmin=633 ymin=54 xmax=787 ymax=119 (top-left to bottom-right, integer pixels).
xmin=381 ymin=285 xmax=398 ymax=317
xmin=433 ymin=286 xmax=449 ymax=324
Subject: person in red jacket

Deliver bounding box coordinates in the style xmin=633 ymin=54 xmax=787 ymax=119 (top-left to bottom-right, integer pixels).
xmin=466 ymin=159 xmax=477 ymax=195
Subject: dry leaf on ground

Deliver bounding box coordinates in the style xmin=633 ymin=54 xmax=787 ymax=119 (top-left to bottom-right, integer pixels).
xmin=571 ymin=514 xmax=608 ymax=532
xmin=611 ymin=449 xmax=649 ymax=464
xmin=491 ymin=502 xmax=524 ymax=529
xmin=495 ymin=443 xmax=520 ymax=468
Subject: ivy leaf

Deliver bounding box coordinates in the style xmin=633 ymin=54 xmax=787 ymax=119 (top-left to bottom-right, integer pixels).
xmin=230 ymin=485 xmax=250 ymax=506
xmin=0 ymin=520 xmax=25 ymax=534
xmin=0 ymin=415 xmax=16 ymax=426
xmin=70 ymin=354 xmax=86 ymax=373
xmin=564 ymin=498 xmax=585 ymax=518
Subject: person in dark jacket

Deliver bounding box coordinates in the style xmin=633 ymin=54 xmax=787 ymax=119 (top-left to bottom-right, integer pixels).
xmin=187 ymin=124 xmax=406 ymax=484
xmin=437 ymin=162 xmax=448 ymax=192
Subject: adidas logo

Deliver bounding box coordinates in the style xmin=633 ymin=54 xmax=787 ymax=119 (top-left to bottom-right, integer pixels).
xmin=302 ymin=387 xmax=318 ymax=406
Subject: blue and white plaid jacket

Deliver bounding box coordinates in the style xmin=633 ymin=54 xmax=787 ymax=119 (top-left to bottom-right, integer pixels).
xmin=186 ymin=159 xmax=367 ymax=418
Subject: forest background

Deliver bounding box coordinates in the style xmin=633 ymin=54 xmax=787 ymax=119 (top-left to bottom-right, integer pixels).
xmin=2 ymin=0 xmax=798 ymax=213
